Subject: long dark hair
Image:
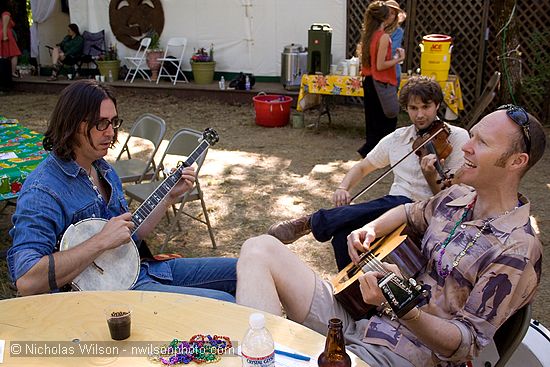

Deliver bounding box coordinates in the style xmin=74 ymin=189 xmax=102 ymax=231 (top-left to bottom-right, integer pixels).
xmin=43 ymin=80 xmax=118 ymax=160
xmin=360 ymin=1 xmax=392 ymax=68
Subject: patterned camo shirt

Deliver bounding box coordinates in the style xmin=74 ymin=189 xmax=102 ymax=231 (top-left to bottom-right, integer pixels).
xmin=358 ymin=184 xmax=542 ymax=367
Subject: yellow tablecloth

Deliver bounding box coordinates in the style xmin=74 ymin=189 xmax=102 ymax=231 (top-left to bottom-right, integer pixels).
xmin=297 ymin=74 xmax=364 ymax=112
xmin=399 ymin=74 xmax=464 ymax=115
xmin=297 ymin=74 xmax=464 ymax=115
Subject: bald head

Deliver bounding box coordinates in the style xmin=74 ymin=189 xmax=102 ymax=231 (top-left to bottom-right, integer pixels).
xmin=482 ymin=108 xmax=546 ymax=175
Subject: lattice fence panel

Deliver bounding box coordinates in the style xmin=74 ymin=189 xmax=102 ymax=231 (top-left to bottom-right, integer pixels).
xmin=485 ymin=0 xmax=550 ymax=121
xmin=405 ymin=0 xmax=487 ymax=113
xmin=346 ymin=0 xmax=549 ymax=123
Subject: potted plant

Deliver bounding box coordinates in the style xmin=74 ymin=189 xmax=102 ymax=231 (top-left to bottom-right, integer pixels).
xmin=97 ymin=44 xmax=121 ymax=81
xmin=145 ymin=31 xmax=163 ymax=81
xmin=190 ymin=44 xmax=216 ymax=84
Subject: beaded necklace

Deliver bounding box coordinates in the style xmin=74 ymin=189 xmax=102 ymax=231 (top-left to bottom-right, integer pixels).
xmin=436 ymin=197 xmax=476 ymax=278
xmin=436 ymin=196 xmax=518 ymax=279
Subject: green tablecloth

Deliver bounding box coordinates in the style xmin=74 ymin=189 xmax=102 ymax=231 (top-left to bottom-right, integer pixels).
xmin=0 ymin=118 xmax=48 ymax=201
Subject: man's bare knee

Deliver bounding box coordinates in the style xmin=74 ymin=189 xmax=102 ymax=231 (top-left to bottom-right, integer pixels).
xmin=240 ymin=234 xmax=285 ymax=263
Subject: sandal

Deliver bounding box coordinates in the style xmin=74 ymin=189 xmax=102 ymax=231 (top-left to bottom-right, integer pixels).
xmin=47 ymin=75 xmax=58 ymax=81
xmin=12 ymin=72 xmax=20 ymax=79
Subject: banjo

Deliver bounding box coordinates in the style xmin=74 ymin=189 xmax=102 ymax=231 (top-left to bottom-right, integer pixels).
xmin=59 ymin=128 xmax=219 ymax=291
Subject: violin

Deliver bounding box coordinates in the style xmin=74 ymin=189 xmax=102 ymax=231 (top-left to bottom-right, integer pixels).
xmin=351 ymin=120 xmax=454 ymax=203
xmin=412 ymin=120 xmax=454 ymax=189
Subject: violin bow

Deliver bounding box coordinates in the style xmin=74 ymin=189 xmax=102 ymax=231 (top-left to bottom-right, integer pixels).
xmin=350 ymin=126 xmax=447 ymax=203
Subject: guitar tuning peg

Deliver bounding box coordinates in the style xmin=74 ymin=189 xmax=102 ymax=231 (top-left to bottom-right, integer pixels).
xmin=408 ymin=278 xmax=417 ymax=287
xmin=421 ymin=289 xmax=429 ymax=297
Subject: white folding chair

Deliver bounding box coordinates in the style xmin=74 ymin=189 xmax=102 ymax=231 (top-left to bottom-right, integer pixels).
xmin=156 ymin=37 xmax=189 ymax=85
xmin=124 ymin=37 xmax=151 ymax=83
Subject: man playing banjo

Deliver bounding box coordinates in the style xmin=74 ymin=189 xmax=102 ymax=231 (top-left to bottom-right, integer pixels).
xmin=237 ymin=105 xmax=546 ymax=366
xmin=7 ymin=80 xmax=236 ymax=301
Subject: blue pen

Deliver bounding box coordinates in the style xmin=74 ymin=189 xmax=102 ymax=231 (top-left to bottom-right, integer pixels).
xmin=274 ymin=349 xmax=311 ymax=361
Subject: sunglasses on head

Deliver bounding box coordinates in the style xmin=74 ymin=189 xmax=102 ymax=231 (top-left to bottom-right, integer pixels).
xmin=93 ymin=117 xmax=123 ymax=131
xmin=496 ymin=104 xmax=530 ymax=154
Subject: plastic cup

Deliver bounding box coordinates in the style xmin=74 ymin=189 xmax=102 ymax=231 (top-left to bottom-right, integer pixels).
xmin=100 ymin=75 xmax=106 ymax=82
xmin=105 ymin=304 xmax=132 ymax=340
xmin=67 ymin=74 xmax=73 ymax=80
xmin=95 ymin=75 xmax=100 ymax=81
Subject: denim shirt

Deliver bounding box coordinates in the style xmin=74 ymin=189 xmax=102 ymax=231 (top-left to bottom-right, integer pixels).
xmin=7 ymin=153 xmax=172 ymax=286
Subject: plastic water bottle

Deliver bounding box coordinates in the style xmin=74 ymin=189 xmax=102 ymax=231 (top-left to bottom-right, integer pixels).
xmin=219 ymin=76 xmax=225 ymax=90
xmin=241 ymin=313 xmax=275 ymax=367
xmin=108 ymin=70 xmax=113 ymax=83
xmin=245 ymin=75 xmax=251 ymax=91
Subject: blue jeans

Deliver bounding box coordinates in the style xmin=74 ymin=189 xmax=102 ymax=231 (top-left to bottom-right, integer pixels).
xmin=133 ymin=257 xmax=237 ymax=302
xmin=310 ymin=195 xmax=413 ymax=270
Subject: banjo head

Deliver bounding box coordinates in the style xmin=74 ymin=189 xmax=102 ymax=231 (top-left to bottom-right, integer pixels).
xmin=60 ymin=218 xmax=140 ymax=291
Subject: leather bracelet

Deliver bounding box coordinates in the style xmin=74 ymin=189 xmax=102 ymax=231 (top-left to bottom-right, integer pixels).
xmin=47 ymin=253 xmax=58 ymax=291
xmin=401 ymin=307 xmax=422 ymax=322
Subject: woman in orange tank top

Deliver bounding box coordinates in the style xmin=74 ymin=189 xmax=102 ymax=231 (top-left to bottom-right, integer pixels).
xmin=357 ymin=1 xmax=405 ymax=157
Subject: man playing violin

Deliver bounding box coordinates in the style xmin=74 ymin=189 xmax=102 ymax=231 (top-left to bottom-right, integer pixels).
xmin=237 ymin=105 xmax=546 ymax=366
xmin=7 ymin=80 xmax=237 ymax=300
xmin=268 ymin=75 xmax=470 ymax=270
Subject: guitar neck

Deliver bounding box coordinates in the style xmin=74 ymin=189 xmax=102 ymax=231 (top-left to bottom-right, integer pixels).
xmin=130 ymin=140 xmax=210 ymax=234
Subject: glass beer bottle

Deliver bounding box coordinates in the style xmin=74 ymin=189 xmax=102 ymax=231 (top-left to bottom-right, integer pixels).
xmin=318 ymin=318 xmax=351 ymax=367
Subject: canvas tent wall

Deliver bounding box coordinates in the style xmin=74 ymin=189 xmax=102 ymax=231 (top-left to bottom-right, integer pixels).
xmin=67 ymin=0 xmax=347 ymax=77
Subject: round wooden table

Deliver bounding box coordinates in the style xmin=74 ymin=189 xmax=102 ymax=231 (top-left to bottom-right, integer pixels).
xmin=0 ymin=291 xmax=370 ymax=366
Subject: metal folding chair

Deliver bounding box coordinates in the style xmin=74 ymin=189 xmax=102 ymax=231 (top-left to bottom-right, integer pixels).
xmin=124 ymin=37 xmax=151 ymax=83
xmin=157 ymin=37 xmax=189 ymax=85
xmin=111 ymin=113 xmax=167 ymax=183
xmin=124 ymin=128 xmax=216 ymax=251
xmin=462 ymin=71 xmax=501 ymax=130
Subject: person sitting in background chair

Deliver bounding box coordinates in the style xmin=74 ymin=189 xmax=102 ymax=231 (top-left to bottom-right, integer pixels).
xmin=268 ymin=76 xmax=470 ymax=271
xmin=47 ymin=23 xmax=84 ymax=81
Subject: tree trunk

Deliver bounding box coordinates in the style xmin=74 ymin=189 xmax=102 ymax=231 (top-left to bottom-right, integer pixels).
xmin=493 ymin=0 xmax=521 ymax=105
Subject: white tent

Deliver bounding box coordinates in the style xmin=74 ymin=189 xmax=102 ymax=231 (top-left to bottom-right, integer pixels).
xmin=66 ymin=0 xmax=347 ymax=77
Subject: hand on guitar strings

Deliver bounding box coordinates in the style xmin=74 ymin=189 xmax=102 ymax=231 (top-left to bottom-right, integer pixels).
xmin=347 ymin=225 xmax=377 ymax=265
xmin=358 ymin=262 xmax=403 ymax=306
xmin=98 ymin=212 xmax=135 ymax=250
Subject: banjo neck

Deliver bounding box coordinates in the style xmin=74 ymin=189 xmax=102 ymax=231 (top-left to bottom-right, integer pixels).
xmin=130 ymin=138 xmax=211 ymax=234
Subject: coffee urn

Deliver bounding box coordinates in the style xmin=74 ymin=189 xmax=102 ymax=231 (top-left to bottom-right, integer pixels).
xmin=280 ymin=43 xmax=308 ymax=90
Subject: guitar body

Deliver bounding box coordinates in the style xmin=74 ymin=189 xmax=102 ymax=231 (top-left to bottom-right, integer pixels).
xmin=59 ymin=218 xmax=141 ymax=291
xmin=332 ymin=224 xmax=427 ymax=320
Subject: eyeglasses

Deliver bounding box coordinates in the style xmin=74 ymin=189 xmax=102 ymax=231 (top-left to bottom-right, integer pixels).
xmin=94 ymin=117 xmax=123 ymax=131
xmin=496 ymin=104 xmax=530 ymax=154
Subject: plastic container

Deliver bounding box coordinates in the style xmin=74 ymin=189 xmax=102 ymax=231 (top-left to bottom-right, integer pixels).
xmin=241 ymin=313 xmax=275 ymax=367
xmin=419 ymin=34 xmax=452 ymax=81
xmin=253 ymin=93 xmax=293 ymax=127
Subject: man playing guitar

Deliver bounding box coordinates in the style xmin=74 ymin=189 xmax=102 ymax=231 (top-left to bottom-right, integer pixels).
xmin=237 ymin=105 xmax=546 ymax=366
xmin=268 ymin=76 xmax=470 ymax=270
xmin=7 ymin=80 xmax=236 ymax=300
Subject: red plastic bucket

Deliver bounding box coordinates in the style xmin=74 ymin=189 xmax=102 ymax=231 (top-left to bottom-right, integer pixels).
xmin=253 ymin=93 xmax=293 ymax=127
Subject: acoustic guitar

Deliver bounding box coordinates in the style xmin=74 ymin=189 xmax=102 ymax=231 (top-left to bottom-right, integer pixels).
xmin=332 ymin=223 xmax=428 ymax=320
xmin=58 ymin=128 xmax=219 ymax=291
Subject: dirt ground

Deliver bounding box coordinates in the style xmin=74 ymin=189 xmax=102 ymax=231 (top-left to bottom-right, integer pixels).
xmin=1 ymin=90 xmax=549 ymax=327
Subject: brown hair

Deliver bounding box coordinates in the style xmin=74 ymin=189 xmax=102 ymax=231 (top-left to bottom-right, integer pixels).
xmin=359 ymin=1 xmax=393 ymax=68
xmin=43 ymin=80 xmax=118 ymax=161
xmin=398 ymin=75 xmax=443 ymax=109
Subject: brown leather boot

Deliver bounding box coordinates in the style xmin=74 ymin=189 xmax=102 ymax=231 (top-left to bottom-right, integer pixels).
xmin=267 ymin=214 xmax=312 ymax=244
